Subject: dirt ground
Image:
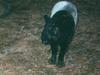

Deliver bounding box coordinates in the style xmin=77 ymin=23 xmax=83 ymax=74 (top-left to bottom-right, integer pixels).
xmin=0 ymin=0 xmax=100 ymax=75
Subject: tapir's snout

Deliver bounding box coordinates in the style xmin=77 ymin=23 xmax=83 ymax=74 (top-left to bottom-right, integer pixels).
xmin=41 ymin=32 xmax=49 ymax=45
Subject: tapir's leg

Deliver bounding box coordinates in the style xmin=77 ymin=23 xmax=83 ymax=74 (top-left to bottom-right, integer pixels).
xmin=49 ymin=41 xmax=58 ymax=64
xmin=57 ymin=42 xmax=68 ymax=67
xmin=57 ymin=31 xmax=75 ymax=67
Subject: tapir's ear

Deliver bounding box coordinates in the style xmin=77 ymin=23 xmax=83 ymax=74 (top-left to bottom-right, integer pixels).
xmin=44 ymin=15 xmax=50 ymax=22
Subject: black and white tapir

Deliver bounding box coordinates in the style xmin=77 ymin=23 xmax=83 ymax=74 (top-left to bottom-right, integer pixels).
xmin=41 ymin=1 xmax=78 ymax=67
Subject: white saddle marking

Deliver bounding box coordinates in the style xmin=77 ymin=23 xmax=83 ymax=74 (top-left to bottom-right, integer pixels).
xmin=50 ymin=1 xmax=78 ymax=26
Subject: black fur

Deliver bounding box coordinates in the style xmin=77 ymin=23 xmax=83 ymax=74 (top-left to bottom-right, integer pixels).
xmin=0 ymin=0 xmax=12 ymax=17
xmin=41 ymin=11 xmax=75 ymax=67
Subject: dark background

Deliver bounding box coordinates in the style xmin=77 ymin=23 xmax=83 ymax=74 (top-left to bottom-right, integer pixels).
xmin=0 ymin=0 xmax=100 ymax=75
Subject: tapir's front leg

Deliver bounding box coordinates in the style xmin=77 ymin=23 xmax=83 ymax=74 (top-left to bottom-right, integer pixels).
xmin=57 ymin=43 xmax=68 ymax=67
xmin=49 ymin=41 xmax=58 ymax=64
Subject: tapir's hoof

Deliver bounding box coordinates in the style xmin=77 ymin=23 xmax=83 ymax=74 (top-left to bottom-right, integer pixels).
xmin=56 ymin=61 xmax=65 ymax=67
xmin=48 ymin=58 xmax=56 ymax=65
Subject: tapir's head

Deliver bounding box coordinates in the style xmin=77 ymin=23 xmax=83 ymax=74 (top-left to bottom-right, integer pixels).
xmin=41 ymin=15 xmax=60 ymax=44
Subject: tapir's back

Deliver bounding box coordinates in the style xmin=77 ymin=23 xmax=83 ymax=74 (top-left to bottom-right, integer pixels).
xmin=51 ymin=1 xmax=78 ymax=26
xmin=52 ymin=10 xmax=75 ymax=34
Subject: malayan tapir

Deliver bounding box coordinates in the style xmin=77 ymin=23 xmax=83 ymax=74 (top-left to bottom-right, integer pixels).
xmin=41 ymin=1 xmax=78 ymax=67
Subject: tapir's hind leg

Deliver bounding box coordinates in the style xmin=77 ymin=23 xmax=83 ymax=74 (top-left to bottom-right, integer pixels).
xmin=57 ymin=32 xmax=75 ymax=67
